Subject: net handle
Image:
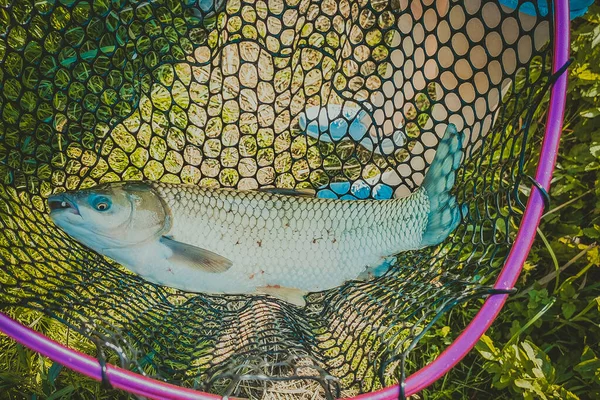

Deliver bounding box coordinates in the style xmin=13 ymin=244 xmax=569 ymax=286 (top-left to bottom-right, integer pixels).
xmin=0 ymin=0 xmax=570 ymax=397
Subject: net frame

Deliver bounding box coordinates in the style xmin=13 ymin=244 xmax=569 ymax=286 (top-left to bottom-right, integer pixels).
xmin=0 ymin=0 xmax=570 ymax=398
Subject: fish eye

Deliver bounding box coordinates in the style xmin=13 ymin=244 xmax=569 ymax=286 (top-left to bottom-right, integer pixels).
xmin=91 ymin=196 xmax=111 ymax=212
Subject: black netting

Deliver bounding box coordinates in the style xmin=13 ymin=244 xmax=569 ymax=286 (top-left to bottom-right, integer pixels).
xmin=0 ymin=0 xmax=556 ymax=398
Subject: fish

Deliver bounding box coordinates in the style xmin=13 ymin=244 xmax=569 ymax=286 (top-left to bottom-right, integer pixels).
xmin=48 ymin=124 xmax=465 ymax=307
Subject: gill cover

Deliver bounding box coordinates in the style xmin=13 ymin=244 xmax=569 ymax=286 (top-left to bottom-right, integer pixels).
xmin=107 ymin=181 xmax=172 ymax=246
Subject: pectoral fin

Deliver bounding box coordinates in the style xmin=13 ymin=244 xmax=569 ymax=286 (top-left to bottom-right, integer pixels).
xmin=257 ymin=286 xmax=307 ymax=307
xmin=160 ymin=236 xmax=232 ymax=273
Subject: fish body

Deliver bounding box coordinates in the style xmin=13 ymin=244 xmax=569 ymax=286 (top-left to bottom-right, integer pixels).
xmin=48 ymin=125 xmax=465 ymax=305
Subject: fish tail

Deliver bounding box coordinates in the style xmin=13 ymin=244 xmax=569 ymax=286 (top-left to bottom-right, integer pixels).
xmin=420 ymin=124 xmax=467 ymax=247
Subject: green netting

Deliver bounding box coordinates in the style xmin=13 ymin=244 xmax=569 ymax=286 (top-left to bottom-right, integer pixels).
xmin=0 ymin=0 xmax=555 ymax=398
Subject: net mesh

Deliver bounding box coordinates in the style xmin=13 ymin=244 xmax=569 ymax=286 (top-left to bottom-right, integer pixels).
xmin=0 ymin=0 xmax=555 ymax=397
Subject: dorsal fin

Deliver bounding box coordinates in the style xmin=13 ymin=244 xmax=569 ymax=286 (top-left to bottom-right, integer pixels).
xmin=256 ymin=187 xmax=315 ymax=197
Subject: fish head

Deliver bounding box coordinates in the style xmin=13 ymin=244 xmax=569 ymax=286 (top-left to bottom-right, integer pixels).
xmin=48 ymin=182 xmax=170 ymax=251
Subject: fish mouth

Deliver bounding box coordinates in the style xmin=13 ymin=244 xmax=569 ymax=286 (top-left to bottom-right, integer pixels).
xmin=48 ymin=194 xmax=80 ymax=216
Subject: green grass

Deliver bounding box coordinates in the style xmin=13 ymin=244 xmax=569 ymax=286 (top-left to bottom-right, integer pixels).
xmin=0 ymin=308 xmax=126 ymax=399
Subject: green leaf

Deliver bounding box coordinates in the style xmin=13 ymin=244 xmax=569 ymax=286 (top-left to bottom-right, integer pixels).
xmin=16 ymin=344 xmax=30 ymax=370
xmin=522 ymin=342 xmax=541 ymax=366
xmin=475 ymin=335 xmax=499 ymax=361
xmin=559 ymin=281 xmax=576 ymax=300
xmin=573 ymin=67 xmax=600 ymax=81
xmin=592 ymin=28 xmax=600 ymax=48
xmin=574 ymin=346 xmax=600 ymax=381
xmin=559 ymin=387 xmax=581 ymax=400
xmin=587 ymin=246 xmax=600 ymax=265
xmin=48 ymin=362 xmax=63 ymax=386
xmin=585 ymin=161 xmax=600 ymax=171
xmin=46 ymin=385 xmax=75 ymax=400
xmin=574 ymin=358 xmax=600 ymax=381
xmin=514 ymin=378 xmax=534 ymax=390
xmin=509 ymin=320 xmax=522 ymax=338
xmin=580 ymin=108 xmax=600 ymax=118
xmin=562 ymin=302 xmax=577 ymax=319
xmin=439 ymin=326 xmax=450 ymax=338
xmin=581 ymin=346 xmax=597 ymax=362
xmin=582 ymin=226 xmax=600 ymax=239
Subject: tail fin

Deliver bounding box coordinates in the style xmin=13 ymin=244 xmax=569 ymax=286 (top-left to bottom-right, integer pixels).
xmin=420 ymin=124 xmax=467 ymax=247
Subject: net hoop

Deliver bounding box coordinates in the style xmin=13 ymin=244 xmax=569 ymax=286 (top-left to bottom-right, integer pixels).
xmin=0 ymin=0 xmax=570 ymax=398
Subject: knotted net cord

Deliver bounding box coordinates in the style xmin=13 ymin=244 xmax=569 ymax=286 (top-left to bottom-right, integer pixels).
xmin=0 ymin=0 xmax=555 ymax=397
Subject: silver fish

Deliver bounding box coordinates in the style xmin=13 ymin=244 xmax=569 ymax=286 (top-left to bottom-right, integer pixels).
xmin=48 ymin=125 xmax=465 ymax=306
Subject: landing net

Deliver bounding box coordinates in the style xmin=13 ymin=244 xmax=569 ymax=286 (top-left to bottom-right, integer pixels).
xmin=0 ymin=0 xmax=557 ymax=397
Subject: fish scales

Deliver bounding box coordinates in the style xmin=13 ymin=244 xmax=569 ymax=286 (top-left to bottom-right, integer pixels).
xmin=151 ymin=182 xmax=429 ymax=292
